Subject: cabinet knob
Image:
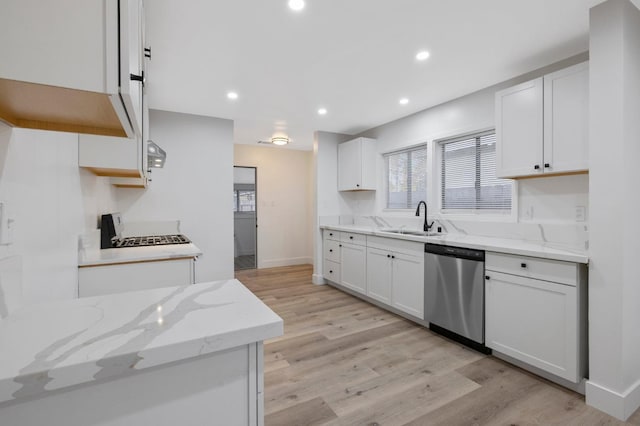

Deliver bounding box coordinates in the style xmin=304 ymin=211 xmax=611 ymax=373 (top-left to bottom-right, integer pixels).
xmin=391 ymin=255 xmax=395 ymax=259
xmin=387 ymin=254 xmax=391 ymax=258
xmin=356 ymin=184 xmax=360 ymax=188
xmin=329 ymin=249 xmax=333 ymax=253
xmin=544 ymin=163 xmax=550 ymax=168
xmin=485 ymin=275 xmax=490 ymax=280
xmin=520 ymin=263 xmax=527 ymax=268
xmin=350 ymin=236 xmax=354 ymax=240
xmin=329 ymin=233 xmax=333 ymax=236
xmin=339 ymin=244 xmax=342 ymax=247
xmin=329 ymin=270 xmax=333 ymax=274
xmin=534 ymin=164 xmax=540 ymax=170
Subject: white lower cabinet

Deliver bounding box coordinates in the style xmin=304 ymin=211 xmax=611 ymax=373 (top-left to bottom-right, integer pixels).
xmin=79 ymin=257 xmax=196 ymax=297
xmin=485 ymin=252 xmax=586 ymax=383
xmin=391 ymin=251 xmax=424 ymax=319
xmin=366 ymin=247 xmax=392 ymax=304
xmin=363 ymin=236 xmax=425 ymax=319
xmin=340 ymin=242 xmax=367 ymax=295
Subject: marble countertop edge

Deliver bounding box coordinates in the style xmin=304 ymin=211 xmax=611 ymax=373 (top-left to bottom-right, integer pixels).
xmin=320 ymin=224 xmax=589 ymax=264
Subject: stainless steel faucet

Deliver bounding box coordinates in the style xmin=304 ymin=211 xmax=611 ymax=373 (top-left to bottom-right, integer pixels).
xmin=415 ymin=201 xmax=434 ymax=232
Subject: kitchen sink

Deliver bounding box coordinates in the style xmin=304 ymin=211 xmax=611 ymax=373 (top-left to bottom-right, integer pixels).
xmin=379 ymin=228 xmax=440 ymax=237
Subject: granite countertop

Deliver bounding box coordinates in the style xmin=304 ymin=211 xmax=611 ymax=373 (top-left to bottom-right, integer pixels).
xmin=0 ymin=279 xmax=283 ymax=405
xmin=79 ymin=243 xmax=203 ymax=267
xmin=321 ymin=224 xmax=588 ymax=264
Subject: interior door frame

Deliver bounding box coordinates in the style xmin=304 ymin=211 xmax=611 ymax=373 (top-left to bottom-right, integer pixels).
xmin=233 ymin=166 xmax=258 ymax=270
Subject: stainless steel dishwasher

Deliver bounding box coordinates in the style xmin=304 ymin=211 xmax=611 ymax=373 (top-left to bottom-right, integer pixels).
xmin=424 ymin=243 xmax=489 ymax=353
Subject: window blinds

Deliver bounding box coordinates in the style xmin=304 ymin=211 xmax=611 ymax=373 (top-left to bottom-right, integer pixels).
xmin=385 ymin=145 xmax=427 ymax=209
xmin=440 ymin=132 xmax=512 ymax=211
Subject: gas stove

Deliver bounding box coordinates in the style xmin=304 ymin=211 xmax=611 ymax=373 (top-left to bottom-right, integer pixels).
xmin=113 ymin=234 xmax=191 ymax=248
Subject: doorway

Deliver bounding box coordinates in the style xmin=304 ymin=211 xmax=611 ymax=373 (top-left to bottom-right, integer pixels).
xmin=233 ymin=166 xmax=257 ymax=270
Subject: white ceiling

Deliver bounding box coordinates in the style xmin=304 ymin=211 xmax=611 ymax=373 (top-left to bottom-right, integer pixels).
xmin=146 ymin=0 xmax=609 ymax=151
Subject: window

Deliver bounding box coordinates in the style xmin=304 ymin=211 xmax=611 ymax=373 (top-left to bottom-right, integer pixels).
xmin=440 ymin=131 xmax=512 ymax=212
xmin=233 ymin=189 xmax=255 ymax=212
xmin=385 ymin=145 xmax=427 ymax=209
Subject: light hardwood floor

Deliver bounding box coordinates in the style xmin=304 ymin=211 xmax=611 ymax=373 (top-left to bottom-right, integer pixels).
xmin=236 ymin=264 xmax=640 ymax=426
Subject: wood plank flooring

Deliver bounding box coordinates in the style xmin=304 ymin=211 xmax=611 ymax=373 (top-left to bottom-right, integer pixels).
xmin=236 ymin=264 xmax=640 ymax=426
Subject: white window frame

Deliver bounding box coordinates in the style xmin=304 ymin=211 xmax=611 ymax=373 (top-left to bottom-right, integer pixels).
xmin=383 ymin=143 xmax=428 ymax=212
xmin=435 ymin=129 xmax=517 ymax=222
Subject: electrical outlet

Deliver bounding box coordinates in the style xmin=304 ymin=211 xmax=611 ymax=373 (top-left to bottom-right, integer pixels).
xmin=575 ymin=206 xmax=586 ymax=222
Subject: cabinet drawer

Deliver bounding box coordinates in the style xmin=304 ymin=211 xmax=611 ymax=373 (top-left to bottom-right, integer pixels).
xmin=324 ymin=260 xmax=341 ymax=283
xmin=486 ymin=252 xmax=578 ymax=286
xmin=324 ymin=240 xmax=341 ymax=263
xmin=324 ymin=230 xmax=340 ymax=241
xmin=340 ymin=232 xmax=366 ymax=246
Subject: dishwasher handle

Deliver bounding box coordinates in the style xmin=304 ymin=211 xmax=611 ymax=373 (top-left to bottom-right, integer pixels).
xmin=424 ymin=243 xmax=485 ymax=262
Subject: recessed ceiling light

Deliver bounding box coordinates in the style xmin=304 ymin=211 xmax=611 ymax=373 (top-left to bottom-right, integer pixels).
xmin=399 ymin=98 xmax=409 ymax=105
xmin=318 ymin=108 xmax=327 ymax=115
xmin=288 ymin=0 xmax=305 ymax=11
xmin=416 ymin=50 xmax=430 ymax=61
xmin=227 ymin=91 xmax=238 ymax=100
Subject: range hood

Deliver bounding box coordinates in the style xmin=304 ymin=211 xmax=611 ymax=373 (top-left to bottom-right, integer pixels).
xmin=147 ymin=140 xmax=166 ymax=169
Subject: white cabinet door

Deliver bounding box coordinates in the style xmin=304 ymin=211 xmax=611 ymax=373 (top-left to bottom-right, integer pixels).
xmin=391 ymin=251 xmax=424 ymax=319
xmin=338 ymin=139 xmax=361 ymax=191
xmin=485 ymin=271 xmax=579 ymax=382
xmin=338 ymin=137 xmax=377 ymax=191
xmin=544 ymin=62 xmax=589 ymax=174
xmin=366 ymin=247 xmax=392 ymax=304
xmin=495 ymin=78 xmax=544 ymax=178
xmin=340 ymin=242 xmax=367 ymax=295
xmin=120 ymin=0 xmax=144 ymax=137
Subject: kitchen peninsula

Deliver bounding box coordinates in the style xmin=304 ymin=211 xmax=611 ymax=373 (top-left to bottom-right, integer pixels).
xmin=0 ymin=279 xmax=282 ymax=426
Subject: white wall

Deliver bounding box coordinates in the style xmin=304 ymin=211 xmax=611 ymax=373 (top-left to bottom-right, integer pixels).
xmin=234 ymin=144 xmax=313 ymax=269
xmin=116 ymin=110 xmax=234 ymax=282
xmin=586 ymin=0 xmax=640 ymax=420
xmin=0 ymin=124 xmax=116 ymax=304
xmin=355 ymin=53 xmax=590 ymax=226
xmin=312 ymin=131 xmax=354 ymax=284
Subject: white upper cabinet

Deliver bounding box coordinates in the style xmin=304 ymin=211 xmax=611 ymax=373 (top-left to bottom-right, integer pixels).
xmin=0 ymin=0 xmax=145 ymax=139
xmin=543 ymin=62 xmax=589 ymax=174
xmin=495 ymin=78 xmax=544 ymax=178
xmin=495 ymin=61 xmax=588 ymax=178
xmin=338 ymin=137 xmax=377 ymax=191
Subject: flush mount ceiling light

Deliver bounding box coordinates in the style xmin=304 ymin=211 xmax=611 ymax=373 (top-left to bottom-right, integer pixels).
xmin=399 ymin=98 xmax=409 ymax=105
xmin=257 ymin=136 xmax=290 ymax=146
xmin=288 ymin=0 xmax=305 ymax=11
xmin=415 ymin=50 xmax=430 ymax=61
xmin=271 ymin=136 xmax=289 ymax=145
xmin=227 ymin=91 xmax=238 ymax=100
xmin=318 ymin=108 xmax=327 ymax=115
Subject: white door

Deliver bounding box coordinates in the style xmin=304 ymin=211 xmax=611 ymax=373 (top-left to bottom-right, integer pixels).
xmin=340 ymin=242 xmax=367 ymax=295
xmin=485 ymin=271 xmax=578 ymax=382
xmin=119 ymin=0 xmax=144 ymax=137
xmin=366 ymin=247 xmax=392 ymax=304
xmin=391 ymin=251 xmax=424 ymax=319
xmin=543 ymin=62 xmax=589 ymax=174
xmin=495 ymin=78 xmax=544 ymax=178
xmin=338 ymin=139 xmax=361 ymax=191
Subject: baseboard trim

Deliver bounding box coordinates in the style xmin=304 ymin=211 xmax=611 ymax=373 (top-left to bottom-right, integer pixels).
xmin=259 ymin=257 xmax=312 ymax=269
xmin=312 ymin=274 xmax=326 ymax=285
xmin=586 ymin=378 xmax=640 ymax=420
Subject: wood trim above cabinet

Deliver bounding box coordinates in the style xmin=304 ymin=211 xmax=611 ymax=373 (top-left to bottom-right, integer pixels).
xmin=83 ymin=167 xmax=143 ymax=178
xmin=0 ymin=78 xmax=127 ymax=137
